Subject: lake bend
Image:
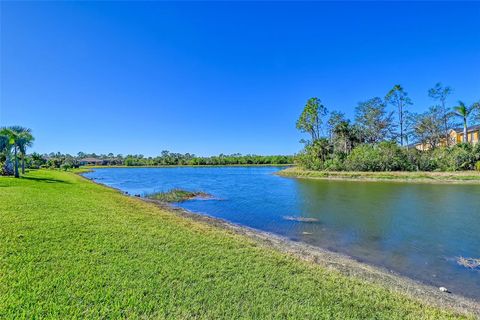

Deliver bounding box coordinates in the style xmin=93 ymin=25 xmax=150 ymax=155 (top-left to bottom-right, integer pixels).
xmin=83 ymin=166 xmax=480 ymax=300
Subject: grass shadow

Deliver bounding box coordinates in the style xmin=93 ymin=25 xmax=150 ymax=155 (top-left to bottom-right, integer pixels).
xmin=21 ymin=176 xmax=72 ymax=184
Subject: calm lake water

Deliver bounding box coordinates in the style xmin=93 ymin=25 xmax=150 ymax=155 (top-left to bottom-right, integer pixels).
xmin=83 ymin=167 xmax=480 ymax=300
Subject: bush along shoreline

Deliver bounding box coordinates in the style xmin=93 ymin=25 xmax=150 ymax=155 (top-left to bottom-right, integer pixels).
xmin=296 ymin=141 xmax=480 ymax=172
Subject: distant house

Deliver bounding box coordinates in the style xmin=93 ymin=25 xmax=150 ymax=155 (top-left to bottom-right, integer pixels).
xmin=79 ymin=158 xmax=105 ymax=166
xmin=414 ymin=125 xmax=480 ymax=151
xmin=449 ymin=125 xmax=480 ymax=145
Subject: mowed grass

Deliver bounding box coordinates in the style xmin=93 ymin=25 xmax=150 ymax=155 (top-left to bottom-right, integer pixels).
xmin=0 ymin=170 xmax=468 ymax=319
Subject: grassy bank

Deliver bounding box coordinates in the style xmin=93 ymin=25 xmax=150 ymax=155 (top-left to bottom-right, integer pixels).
xmin=278 ymin=167 xmax=480 ymax=183
xmin=0 ymin=170 xmax=472 ymax=318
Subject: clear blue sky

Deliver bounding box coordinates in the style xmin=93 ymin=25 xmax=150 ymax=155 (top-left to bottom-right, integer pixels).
xmin=1 ymin=2 xmax=479 ymax=156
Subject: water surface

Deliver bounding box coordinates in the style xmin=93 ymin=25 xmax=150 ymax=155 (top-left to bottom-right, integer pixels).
xmin=84 ymin=167 xmax=480 ymax=300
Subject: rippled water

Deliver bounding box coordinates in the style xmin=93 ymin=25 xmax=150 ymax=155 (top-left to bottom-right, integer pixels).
xmin=83 ymin=167 xmax=480 ymax=300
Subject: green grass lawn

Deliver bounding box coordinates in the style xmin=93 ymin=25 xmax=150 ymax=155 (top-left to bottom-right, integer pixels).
xmin=0 ymin=170 xmax=469 ymax=319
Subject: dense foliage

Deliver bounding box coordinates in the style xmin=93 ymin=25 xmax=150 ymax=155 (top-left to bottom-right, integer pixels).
xmin=297 ymin=141 xmax=480 ymax=172
xmin=0 ymin=126 xmax=34 ymax=177
xmin=296 ymin=83 xmax=480 ymax=172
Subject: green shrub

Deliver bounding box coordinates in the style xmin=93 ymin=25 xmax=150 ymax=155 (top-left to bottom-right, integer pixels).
xmin=295 ymin=140 xmax=332 ymax=170
xmin=405 ymin=148 xmax=435 ymax=171
xmin=476 ymin=161 xmax=480 ymax=172
xmin=60 ymin=163 xmax=73 ymax=171
xmin=323 ymin=157 xmax=345 ymax=171
xmin=295 ymin=151 xmax=324 ymax=170
xmin=474 ymin=143 xmax=480 ymax=162
xmin=429 ymin=144 xmax=476 ymax=171
xmin=344 ymin=144 xmax=381 ymax=171
xmin=344 ymin=142 xmax=410 ymax=171
xmin=1 ymin=160 xmax=14 ymax=176
xmin=295 ymin=140 xmax=480 ymax=172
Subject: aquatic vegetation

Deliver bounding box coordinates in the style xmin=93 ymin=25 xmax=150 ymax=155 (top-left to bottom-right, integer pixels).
xmin=147 ymin=188 xmax=212 ymax=202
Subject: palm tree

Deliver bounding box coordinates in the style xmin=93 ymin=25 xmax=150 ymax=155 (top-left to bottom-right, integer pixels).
xmin=0 ymin=126 xmax=34 ymax=178
xmin=311 ymin=138 xmax=332 ymax=162
xmin=17 ymin=129 xmax=35 ymax=174
xmin=453 ymin=101 xmax=473 ymax=143
xmin=333 ymin=120 xmax=352 ymax=154
xmin=0 ymin=127 xmax=19 ymax=177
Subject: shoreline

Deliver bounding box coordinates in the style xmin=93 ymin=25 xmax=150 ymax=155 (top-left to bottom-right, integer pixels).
xmin=277 ymin=167 xmax=480 ymax=184
xmin=77 ymin=171 xmax=480 ymax=316
xmin=140 ymin=197 xmax=480 ymax=316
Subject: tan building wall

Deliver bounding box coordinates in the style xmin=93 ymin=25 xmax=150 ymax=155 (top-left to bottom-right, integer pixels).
xmin=414 ymin=127 xmax=479 ymax=150
xmin=455 ymin=129 xmax=479 ymax=144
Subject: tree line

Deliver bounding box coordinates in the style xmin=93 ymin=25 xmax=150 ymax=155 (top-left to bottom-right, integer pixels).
xmin=1 ymin=126 xmax=292 ymax=174
xmin=16 ymin=151 xmax=294 ymax=170
xmin=296 ymin=83 xmax=480 ymax=171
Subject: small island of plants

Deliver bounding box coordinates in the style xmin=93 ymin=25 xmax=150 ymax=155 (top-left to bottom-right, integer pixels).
xmin=146 ymin=189 xmax=213 ymax=202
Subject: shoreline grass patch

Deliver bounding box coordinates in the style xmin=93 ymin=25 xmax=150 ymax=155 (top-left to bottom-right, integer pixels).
xmin=146 ymin=188 xmax=212 ymax=202
xmin=278 ymin=166 xmax=480 ymax=183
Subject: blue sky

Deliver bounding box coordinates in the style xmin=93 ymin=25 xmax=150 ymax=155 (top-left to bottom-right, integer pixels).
xmin=1 ymin=2 xmax=479 ymax=156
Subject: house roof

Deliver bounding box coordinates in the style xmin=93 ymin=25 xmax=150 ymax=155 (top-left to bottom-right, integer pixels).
xmin=79 ymin=158 xmax=103 ymax=162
